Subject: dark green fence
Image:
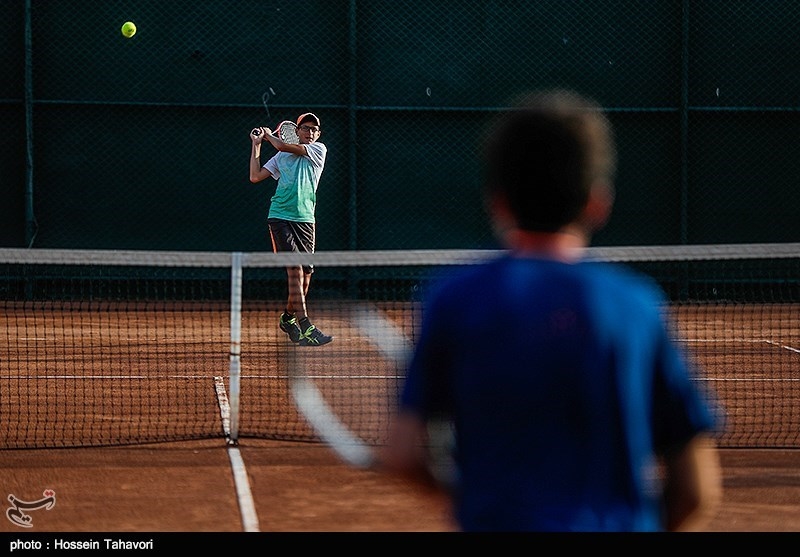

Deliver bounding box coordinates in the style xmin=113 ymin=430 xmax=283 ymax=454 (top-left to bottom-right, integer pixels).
xmin=3 ymin=1 xmax=799 ymax=251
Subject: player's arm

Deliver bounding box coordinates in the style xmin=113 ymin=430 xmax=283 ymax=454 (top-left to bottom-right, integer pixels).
xmin=380 ymin=411 xmax=443 ymax=492
xmin=260 ymin=130 xmax=308 ymax=156
xmin=662 ymin=433 xmax=723 ymax=531
xmin=249 ymin=128 xmax=272 ymax=183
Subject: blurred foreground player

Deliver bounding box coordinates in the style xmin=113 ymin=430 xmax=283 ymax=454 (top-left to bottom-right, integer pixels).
xmin=383 ymin=89 xmax=722 ymax=532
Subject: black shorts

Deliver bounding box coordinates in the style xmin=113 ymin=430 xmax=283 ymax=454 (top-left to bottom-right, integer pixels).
xmin=268 ymin=219 xmax=316 ymax=274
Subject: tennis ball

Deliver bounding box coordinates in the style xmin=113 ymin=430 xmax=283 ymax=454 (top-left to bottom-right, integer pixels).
xmin=121 ymin=21 xmax=137 ymax=39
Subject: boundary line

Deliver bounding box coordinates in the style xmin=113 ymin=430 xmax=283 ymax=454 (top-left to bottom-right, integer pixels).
xmin=215 ymin=375 xmax=260 ymax=532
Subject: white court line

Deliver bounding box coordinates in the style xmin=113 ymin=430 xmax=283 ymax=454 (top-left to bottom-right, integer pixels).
xmin=0 ymin=375 xmax=226 ymax=380
xmin=681 ymin=337 xmax=800 ymax=353
xmin=214 ymin=375 xmax=260 ymax=533
xmin=765 ymin=340 xmax=800 ymax=354
xmin=214 ymin=376 xmax=232 ymax=441
xmin=288 ymin=374 xmax=403 ymax=380
xmin=667 ymin=337 xmax=800 ymax=382
xmin=0 ymin=373 xmax=402 ymax=380
xmin=0 ymin=373 xmax=262 ymax=531
xmin=680 ymin=338 xmax=791 ymax=344
xmin=700 ymin=377 xmax=800 ymax=382
xmin=227 ymin=447 xmax=260 ymax=533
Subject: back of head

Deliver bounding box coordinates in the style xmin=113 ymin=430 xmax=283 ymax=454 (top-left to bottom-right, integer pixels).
xmin=482 ymin=89 xmax=616 ymax=232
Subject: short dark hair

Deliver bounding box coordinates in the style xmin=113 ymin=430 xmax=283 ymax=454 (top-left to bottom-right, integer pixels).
xmin=482 ymin=90 xmax=616 ymax=232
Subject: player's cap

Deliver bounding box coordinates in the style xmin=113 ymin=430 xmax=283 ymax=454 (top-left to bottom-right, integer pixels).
xmin=297 ymin=112 xmax=320 ymax=127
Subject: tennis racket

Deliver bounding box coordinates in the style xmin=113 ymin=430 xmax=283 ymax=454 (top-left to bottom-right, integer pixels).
xmin=287 ymin=304 xmax=457 ymax=487
xmin=251 ymin=120 xmax=300 ymax=144
xmin=287 ymin=304 xmax=403 ymax=470
xmin=262 ymin=88 xmax=274 ymax=119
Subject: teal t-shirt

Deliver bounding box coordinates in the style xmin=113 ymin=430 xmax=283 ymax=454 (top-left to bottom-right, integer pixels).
xmin=264 ymin=142 xmax=327 ymax=222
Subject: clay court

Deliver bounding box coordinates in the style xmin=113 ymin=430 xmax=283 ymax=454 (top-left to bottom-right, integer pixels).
xmin=4 ymin=2 xmax=800 ymax=540
xmin=2 ymin=442 xmax=800 ymax=532
xmin=2 ymin=297 xmax=799 ymax=533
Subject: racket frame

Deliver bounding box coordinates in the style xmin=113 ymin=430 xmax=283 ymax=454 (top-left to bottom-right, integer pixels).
xmin=286 ymin=303 xmax=456 ymax=486
xmin=274 ymin=120 xmax=299 ymax=144
xmin=251 ymin=120 xmax=300 ymax=144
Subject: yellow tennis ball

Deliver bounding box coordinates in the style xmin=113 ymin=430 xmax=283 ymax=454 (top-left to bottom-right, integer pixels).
xmin=121 ymin=21 xmax=137 ymax=38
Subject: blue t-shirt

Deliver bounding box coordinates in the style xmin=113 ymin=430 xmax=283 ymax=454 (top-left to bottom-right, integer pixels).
xmin=401 ymin=254 xmax=719 ymax=532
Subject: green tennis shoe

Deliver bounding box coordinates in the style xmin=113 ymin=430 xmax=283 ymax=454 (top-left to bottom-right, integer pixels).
xmin=279 ymin=312 xmax=302 ymax=343
xmin=298 ymin=318 xmax=333 ymax=346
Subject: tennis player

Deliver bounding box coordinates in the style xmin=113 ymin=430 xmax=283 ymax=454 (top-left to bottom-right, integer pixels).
xmin=383 ymin=90 xmax=722 ymax=531
xmin=249 ymin=112 xmax=332 ymax=346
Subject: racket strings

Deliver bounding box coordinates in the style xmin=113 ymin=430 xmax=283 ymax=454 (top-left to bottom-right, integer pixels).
xmin=278 ymin=123 xmax=299 ymax=144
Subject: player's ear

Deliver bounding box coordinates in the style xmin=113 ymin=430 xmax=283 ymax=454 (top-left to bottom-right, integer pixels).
xmin=581 ymin=181 xmax=614 ymax=232
xmin=486 ymin=192 xmax=517 ymax=241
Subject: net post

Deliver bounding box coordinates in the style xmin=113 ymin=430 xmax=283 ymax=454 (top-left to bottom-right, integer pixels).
xmin=228 ymin=251 xmax=243 ymax=444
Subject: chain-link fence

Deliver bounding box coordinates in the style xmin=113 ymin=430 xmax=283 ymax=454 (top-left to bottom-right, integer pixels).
xmin=3 ymin=1 xmax=799 ymax=251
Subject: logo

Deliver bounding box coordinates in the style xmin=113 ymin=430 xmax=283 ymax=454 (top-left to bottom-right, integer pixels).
xmin=6 ymin=490 xmax=56 ymax=528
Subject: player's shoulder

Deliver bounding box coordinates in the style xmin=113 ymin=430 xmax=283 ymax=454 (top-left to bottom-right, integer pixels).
xmin=307 ymin=141 xmax=327 ymax=153
xmin=581 ymin=259 xmax=665 ymax=304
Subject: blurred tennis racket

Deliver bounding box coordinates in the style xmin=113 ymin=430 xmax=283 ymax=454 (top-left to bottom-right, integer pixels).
xmin=287 ymin=304 xmax=406 ymax=470
xmin=262 ymin=88 xmax=274 ymax=119
xmin=287 ymin=304 xmax=457 ymax=487
xmin=251 ymin=120 xmax=300 ymax=144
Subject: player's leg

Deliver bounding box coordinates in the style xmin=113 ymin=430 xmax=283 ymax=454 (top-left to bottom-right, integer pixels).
xmin=296 ymin=266 xmax=331 ymax=346
xmin=268 ymin=220 xmax=331 ymax=345
xmin=302 ymin=267 xmax=311 ymax=298
xmin=290 ymin=223 xmax=332 ymax=346
xmin=279 ymin=265 xmax=305 ymax=343
xmin=269 ymin=220 xmax=304 ymax=342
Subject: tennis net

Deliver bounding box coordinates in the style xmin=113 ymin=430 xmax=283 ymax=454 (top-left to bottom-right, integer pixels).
xmin=1 ymin=244 xmax=799 ymax=449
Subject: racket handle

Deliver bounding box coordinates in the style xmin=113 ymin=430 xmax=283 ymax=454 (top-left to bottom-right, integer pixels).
xmin=251 ymin=128 xmax=262 ymax=137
